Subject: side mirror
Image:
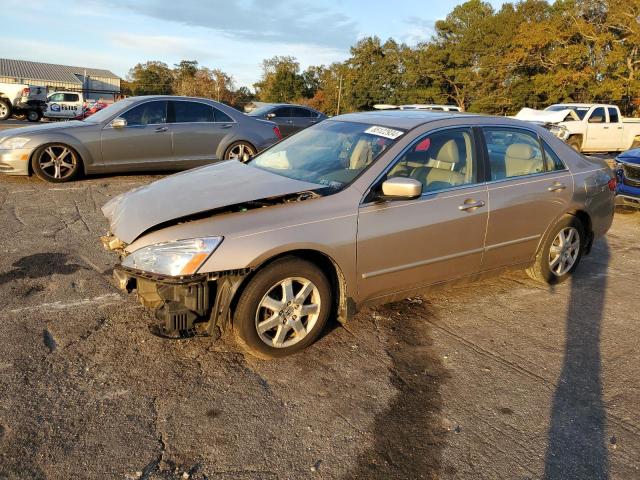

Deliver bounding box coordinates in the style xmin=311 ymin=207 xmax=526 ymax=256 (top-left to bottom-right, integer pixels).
xmin=111 ymin=117 xmax=127 ymax=128
xmin=588 ymin=115 xmax=603 ymax=124
xmin=380 ymin=177 xmax=422 ymax=200
xmin=266 ymin=112 xmax=276 ymax=119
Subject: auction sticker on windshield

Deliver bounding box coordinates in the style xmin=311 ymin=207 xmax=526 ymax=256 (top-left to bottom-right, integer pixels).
xmin=364 ymin=126 xmax=404 ymax=140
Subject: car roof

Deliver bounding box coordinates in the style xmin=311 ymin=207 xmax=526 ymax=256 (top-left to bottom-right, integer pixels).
xmin=332 ymin=110 xmax=475 ymax=129
xmin=553 ymin=103 xmax=613 ymax=108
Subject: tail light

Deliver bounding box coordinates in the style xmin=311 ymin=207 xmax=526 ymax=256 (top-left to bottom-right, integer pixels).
xmin=21 ymin=87 xmax=29 ymax=97
xmin=608 ymin=177 xmax=617 ymax=191
xmin=273 ymin=126 xmax=282 ymax=140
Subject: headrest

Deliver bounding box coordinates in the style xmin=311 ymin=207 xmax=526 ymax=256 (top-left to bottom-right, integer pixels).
xmin=506 ymin=143 xmax=535 ymax=160
xmin=436 ymin=140 xmax=460 ymax=164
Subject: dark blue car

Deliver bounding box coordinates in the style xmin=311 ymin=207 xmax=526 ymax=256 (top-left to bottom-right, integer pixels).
xmin=616 ymin=149 xmax=640 ymax=208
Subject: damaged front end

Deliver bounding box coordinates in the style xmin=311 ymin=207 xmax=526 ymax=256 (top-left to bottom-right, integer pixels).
xmin=113 ymin=264 xmax=249 ymax=339
xmin=102 ymin=232 xmax=249 ymax=339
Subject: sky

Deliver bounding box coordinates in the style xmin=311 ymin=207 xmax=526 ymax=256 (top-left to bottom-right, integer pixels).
xmin=1 ymin=0 xmax=505 ymax=89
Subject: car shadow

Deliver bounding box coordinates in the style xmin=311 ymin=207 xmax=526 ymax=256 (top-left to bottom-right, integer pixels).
xmin=342 ymin=299 xmax=450 ymax=479
xmin=0 ymin=253 xmax=86 ymax=286
xmin=544 ymin=239 xmax=610 ymax=479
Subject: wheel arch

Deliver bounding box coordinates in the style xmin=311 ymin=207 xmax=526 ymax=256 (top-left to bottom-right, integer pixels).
xmin=28 ymin=139 xmax=88 ymax=175
xmin=567 ymin=134 xmax=584 ymax=149
xmin=228 ymin=248 xmax=352 ymax=329
xmin=536 ymin=209 xmax=593 ymax=260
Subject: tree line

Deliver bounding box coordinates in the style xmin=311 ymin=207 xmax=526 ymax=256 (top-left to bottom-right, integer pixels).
xmin=123 ymin=0 xmax=640 ymax=116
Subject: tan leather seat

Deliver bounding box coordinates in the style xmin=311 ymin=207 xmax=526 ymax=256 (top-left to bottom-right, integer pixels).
xmin=349 ymin=139 xmax=373 ymax=170
xmin=504 ymin=143 xmax=544 ymax=177
xmin=410 ymin=140 xmax=465 ymax=190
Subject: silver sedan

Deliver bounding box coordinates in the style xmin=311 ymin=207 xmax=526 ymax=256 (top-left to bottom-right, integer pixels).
xmin=0 ymin=96 xmax=281 ymax=182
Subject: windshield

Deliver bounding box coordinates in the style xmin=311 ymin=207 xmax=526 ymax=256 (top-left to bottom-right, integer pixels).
xmin=248 ymin=120 xmax=403 ymax=188
xmin=545 ymin=105 xmax=589 ymax=120
xmin=82 ymin=99 xmax=134 ymax=123
xmin=247 ymin=105 xmax=275 ymax=116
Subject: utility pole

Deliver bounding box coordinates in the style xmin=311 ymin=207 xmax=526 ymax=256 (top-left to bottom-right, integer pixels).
xmin=336 ymin=75 xmax=343 ymax=116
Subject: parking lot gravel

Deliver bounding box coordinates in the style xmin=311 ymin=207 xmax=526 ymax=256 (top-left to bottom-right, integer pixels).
xmin=0 ymin=165 xmax=638 ymax=479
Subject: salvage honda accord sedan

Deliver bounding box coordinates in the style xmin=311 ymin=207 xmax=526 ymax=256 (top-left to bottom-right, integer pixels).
xmin=101 ymin=111 xmax=616 ymax=359
xmin=0 ymin=96 xmax=280 ymax=182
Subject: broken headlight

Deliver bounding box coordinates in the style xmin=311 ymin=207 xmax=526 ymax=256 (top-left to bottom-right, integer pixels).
xmin=122 ymin=237 xmax=223 ymax=276
xmin=548 ymin=125 xmax=570 ymax=141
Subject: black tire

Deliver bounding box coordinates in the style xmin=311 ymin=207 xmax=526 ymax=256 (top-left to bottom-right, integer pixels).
xmin=233 ymin=257 xmax=332 ymax=359
xmin=224 ymin=141 xmax=256 ymax=162
xmin=526 ymin=215 xmax=586 ymax=284
xmin=567 ymin=136 xmax=582 ymax=152
xmin=0 ymin=99 xmax=11 ymax=121
xmin=26 ymin=109 xmax=42 ymax=122
xmin=32 ymin=144 xmax=82 ymax=183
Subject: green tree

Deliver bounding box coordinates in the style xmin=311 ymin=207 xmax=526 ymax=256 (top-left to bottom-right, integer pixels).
xmin=254 ymin=56 xmax=306 ymax=102
xmin=126 ymin=61 xmax=174 ymax=95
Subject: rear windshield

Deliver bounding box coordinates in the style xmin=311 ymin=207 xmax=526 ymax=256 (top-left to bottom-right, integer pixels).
xmin=248 ymin=120 xmax=404 ymax=188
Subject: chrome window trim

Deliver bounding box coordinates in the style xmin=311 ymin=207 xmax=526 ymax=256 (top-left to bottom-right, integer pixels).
xmin=104 ymin=98 xmax=238 ymax=129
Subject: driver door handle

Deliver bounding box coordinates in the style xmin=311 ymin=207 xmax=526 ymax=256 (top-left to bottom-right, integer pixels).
xmin=548 ymin=182 xmax=566 ymax=192
xmin=155 ymin=126 xmax=168 ymax=133
xmin=458 ymin=200 xmax=485 ymax=211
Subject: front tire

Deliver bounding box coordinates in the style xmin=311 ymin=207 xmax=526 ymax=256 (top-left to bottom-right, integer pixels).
xmin=224 ymin=141 xmax=256 ymax=162
xmin=32 ymin=144 xmax=81 ymax=183
xmin=567 ymin=136 xmax=582 ymax=152
xmin=0 ymin=99 xmax=11 ymax=121
xmin=233 ymin=257 xmax=332 ymax=359
xmin=526 ymin=215 xmax=585 ymax=284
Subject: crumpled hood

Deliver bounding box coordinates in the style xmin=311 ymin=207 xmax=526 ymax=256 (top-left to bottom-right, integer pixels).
xmin=514 ymin=108 xmax=579 ymax=124
xmin=617 ymin=148 xmax=640 ymax=165
xmin=0 ymin=121 xmax=87 ymax=141
xmin=102 ymin=160 xmax=321 ymax=244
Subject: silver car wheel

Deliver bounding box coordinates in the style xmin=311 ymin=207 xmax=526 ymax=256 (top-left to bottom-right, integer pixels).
xmin=38 ymin=146 xmax=77 ymax=180
xmin=227 ymin=143 xmax=255 ymax=162
xmin=0 ymin=104 xmax=8 ymax=117
xmin=548 ymin=227 xmax=580 ymax=276
xmin=255 ymin=277 xmax=321 ymax=349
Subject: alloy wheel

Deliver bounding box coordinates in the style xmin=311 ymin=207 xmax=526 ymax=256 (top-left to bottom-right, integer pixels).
xmin=548 ymin=227 xmax=580 ymax=276
xmin=38 ymin=146 xmax=77 ymax=180
xmin=227 ymin=143 xmax=255 ymax=161
xmin=255 ymin=277 xmax=321 ymax=348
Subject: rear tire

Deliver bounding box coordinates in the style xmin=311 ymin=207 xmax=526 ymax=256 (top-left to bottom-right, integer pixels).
xmin=526 ymin=215 xmax=585 ymax=284
xmin=0 ymin=99 xmax=11 ymax=121
xmin=32 ymin=144 xmax=82 ymax=183
xmin=233 ymin=257 xmax=332 ymax=359
xmin=26 ymin=109 xmax=42 ymax=122
xmin=224 ymin=141 xmax=256 ymax=162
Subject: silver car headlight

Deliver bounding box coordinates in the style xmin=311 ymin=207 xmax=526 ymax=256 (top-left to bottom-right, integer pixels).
xmin=1 ymin=137 xmax=31 ymax=149
xmin=122 ymin=237 xmax=223 ymax=276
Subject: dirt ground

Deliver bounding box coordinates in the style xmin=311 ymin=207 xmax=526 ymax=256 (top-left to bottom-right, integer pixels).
xmin=0 ymin=168 xmax=638 ymax=480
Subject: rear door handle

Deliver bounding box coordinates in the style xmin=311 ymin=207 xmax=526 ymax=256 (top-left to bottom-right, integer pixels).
xmin=548 ymin=182 xmax=566 ymax=192
xmin=458 ymin=200 xmax=485 ymax=211
xmin=220 ymin=124 xmax=233 ymax=129
xmin=155 ymin=126 xmax=168 ymax=133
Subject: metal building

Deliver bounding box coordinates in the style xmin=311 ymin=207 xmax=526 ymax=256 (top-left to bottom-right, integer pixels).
xmin=0 ymin=58 xmax=121 ymax=101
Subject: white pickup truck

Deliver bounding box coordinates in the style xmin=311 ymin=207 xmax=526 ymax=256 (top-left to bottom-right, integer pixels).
xmin=516 ymin=103 xmax=640 ymax=153
xmin=0 ymin=82 xmax=47 ymax=121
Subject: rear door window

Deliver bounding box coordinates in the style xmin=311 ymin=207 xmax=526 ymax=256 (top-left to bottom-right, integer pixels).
xmin=291 ymin=107 xmax=311 ymax=117
xmin=172 ymin=101 xmax=214 ymax=123
xmin=63 ymin=93 xmax=79 ymax=102
xmin=213 ymin=107 xmax=233 ymax=122
xmin=542 ymin=141 xmax=567 ymax=172
xmin=608 ymin=108 xmax=620 ymax=123
xmin=482 ymin=128 xmax=545 ymax=180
